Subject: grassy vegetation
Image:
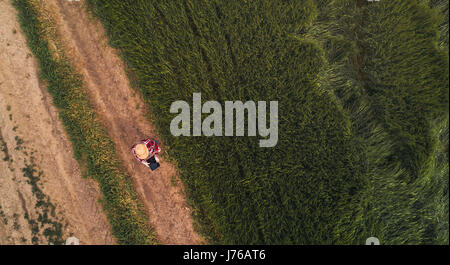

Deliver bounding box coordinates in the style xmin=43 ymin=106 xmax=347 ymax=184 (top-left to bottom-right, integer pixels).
xmin=22 ymin=158 xmax=65 ymax=245
xmin=88 ymin=0 xmax=448 ymax=244
xmin=310 ymin=0 xmax=449 ymax=244
xmin=428 ymin=0 xmax=449 ymax=244
xmin=0 ymin=206 xmax=7 ymax=225
xmin=13 ymin=0 xmax=155 ymax=244
xmin=429 ymin=0 xmax=449 ymax=50
xmin=87 ymin=0 xmax=365 ymax=244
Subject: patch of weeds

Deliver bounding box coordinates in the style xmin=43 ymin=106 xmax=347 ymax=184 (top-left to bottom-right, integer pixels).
xmin=31 ymin=235 xmax=39 ymax=244
xmin=15 ymin=136 xmax=24 ymax=150
xmin=0 ymin=130 xmax=11 ymax=162
xmin=21 ymin=159 xmax=65 ymax=245
xmin=13 ymin=213 xmax=20 ymax=230
xmin=0 ymin=206 xmax=8 ymax=225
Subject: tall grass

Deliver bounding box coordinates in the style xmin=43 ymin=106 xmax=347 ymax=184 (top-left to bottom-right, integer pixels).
xmin=311 ymin=0 xmax=449 ymax=244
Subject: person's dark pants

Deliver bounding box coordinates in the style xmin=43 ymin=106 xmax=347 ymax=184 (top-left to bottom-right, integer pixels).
xmin=146 ymin=155 xmax=160 ymax=171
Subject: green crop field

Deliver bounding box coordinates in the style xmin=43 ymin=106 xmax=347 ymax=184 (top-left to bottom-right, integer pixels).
xmin=87 ymin=0 xmax=448 ymax=244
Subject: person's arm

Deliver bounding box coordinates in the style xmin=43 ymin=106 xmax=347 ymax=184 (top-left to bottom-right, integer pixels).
xmin=131 ymin=144 xmax=139 ymax=161
xmin=141 ymin=160 xmax=150 ymax=167
xmin=152 ymin=140 xmax=161 ymax=154
xmin=146 ymin=140 xmax=161 ymax=163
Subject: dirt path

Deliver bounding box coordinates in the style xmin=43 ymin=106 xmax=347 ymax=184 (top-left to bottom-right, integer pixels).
xmin=0 ymin=0 xmax=113 ymax=244
xmin=46 ymin=0 xmax=203 ymax=244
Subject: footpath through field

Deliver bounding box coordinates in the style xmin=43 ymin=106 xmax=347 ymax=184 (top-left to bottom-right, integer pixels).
xmin=0 ymin=0 xmax=113 ymax=244
xmin=47 ymin=0 xmax=203 ymax=244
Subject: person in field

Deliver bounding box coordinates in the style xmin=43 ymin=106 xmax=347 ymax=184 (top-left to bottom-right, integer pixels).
xmin=131 ymin=138 xmax=161 ymax=170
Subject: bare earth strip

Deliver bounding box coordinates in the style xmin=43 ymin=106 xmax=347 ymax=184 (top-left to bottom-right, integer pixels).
xmin=46 ymin=0 xmax=204 ymax=244
xmin=0 ymin=0 xmax=113 ymax=244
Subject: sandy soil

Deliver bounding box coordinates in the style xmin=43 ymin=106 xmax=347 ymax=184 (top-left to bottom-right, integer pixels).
xmin=46 ymin=0 xmax=204 ymax=244
xmin=0 ymin=0 xmax=113 ymax=244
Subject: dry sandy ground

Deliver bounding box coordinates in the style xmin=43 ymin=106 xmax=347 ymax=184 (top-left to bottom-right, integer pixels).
xmin=0 ymin=0 xmax=113 ymax=244
xmin=47 ymin=0 xmax=204 ymax=244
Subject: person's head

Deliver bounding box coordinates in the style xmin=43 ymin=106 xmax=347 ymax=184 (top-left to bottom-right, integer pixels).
xmin=135 ymin=143 xmax=149 ymax=160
